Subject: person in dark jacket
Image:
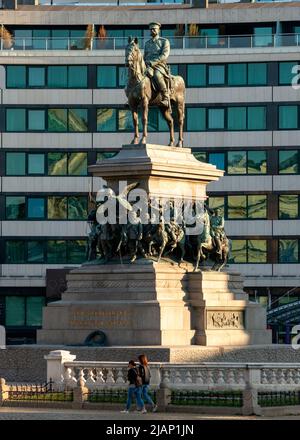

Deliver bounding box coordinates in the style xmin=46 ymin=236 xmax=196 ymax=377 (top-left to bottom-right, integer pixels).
xmin=138 ymin=354 xmax=157 ymax=412
xmin=121 ymin=360 xmax=146 ymax=413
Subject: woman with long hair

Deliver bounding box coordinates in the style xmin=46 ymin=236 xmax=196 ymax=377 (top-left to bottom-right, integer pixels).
xmin=138 ymin=354 xmax=157 ymax=412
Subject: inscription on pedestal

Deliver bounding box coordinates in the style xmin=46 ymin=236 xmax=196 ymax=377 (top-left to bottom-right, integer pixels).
xmin=69 ymin=310 xmax=132 ymax=329
xmin=207 ymin=311 xmax=244 ymax=329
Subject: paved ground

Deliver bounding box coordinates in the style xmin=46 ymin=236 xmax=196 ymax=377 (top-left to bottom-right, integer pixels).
xmin=0 ymin=407 xmax=299 ymax=420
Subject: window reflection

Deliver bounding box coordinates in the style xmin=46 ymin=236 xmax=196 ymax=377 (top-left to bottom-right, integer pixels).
xmin=279 ymin=195 xmax=299 ymax=219
xmin=228 ymin=195 xmax=247 ymax=219
xmin=248 ymin=195 xmax=267 ymax=219
xmin=279 ymin=150 xmax=298 ymax=174
xmin=248 ymin=240 xmax=267 ymax=263
xmin=68 ymin=152 xmax=87 ymax=175
xmin=68 ymin=109 xmax=88 ymax=132
xmin=97 ymin=108 xmax=116 ymax=131
xmin=48 ymin=152 xmax=67 ymax=175
xmin=279 ymin=239 xmax=298 ymax=263
xmin=48 ymin=197 xmax=67 ymax=219
xmin=48 ymin=108 xmax=67 ymax=132
xmin=229 ymin=240 xmax=247 ymax=263
xmin=228 ymin=151 xmax=246 ymax=174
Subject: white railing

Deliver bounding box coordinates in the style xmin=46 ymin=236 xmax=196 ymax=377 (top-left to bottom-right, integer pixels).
xmin=1 ymin=33 xmax=300 ymax=52
xmin=45 ymin=350 xmax=300 ymax=392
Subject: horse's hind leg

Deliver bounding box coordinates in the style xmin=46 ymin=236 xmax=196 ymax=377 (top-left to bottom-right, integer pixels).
xmin=160 ymin=107 xmax=174 ymax=147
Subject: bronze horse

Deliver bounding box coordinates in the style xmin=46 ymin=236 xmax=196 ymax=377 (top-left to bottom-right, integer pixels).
xmin=125 ymin=37 xmax=186 ymax=147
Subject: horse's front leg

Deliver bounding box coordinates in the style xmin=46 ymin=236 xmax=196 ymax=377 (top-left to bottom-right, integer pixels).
xmin=157 ymin=241 xmax=167 ymax=263
xmin=194 ymin=248 xmax=201 ymax=272
xmin=140 ymin=98 xmax=148 ymax=144
xmin=131 ymin=109 xmax=139 ymax=144
xmin=176 ymin=99 xmax=185 ymax=148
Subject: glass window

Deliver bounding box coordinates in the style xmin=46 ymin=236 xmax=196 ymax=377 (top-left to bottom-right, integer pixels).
xmin=6 ymin=66 xmax=26 ymax=88
xmin=279 ymin=150 xmax=298 ymax=174
xmin=186 ymin=108 xmax=206 ymax=131
xmin=28 ymin=110 xmax=45 ymax=131
xmin=47 ymin=240 xmax=67 ymax=264
xmin=228 ymin=64 xmax=247 ymax=86
xmin=118 ymin=109 xmax=133 ymax=131
xmin=51 ymin=29 xmax=69 ymax=50
xmin=208 ymin=108 xmax=224 ymax=129
xmin=68 ymin=108 xmax=88 ymax=132
xmin=27 ymin=241 xmax=44 ymax=263
xmin=228 ymin=107 xmax=247 ymax=130
xmin=47 ymin=197 xmax=67 ymax=219
xmin=169 ymin=64 xmax=179 ymax=76
xmin=248 ymin=240 xmax=267 ymax=263
xmin=48 ymin=108 xmax=68 ymax=132
xmin=6 ymin=152 xmax=26 ymax=175
xmin=48 ymin=66 xmax=68 ymax=88
xmin=208 ymin=65 xmax=225 ymax=85
xmin=97 ymin=108 xmax=116 ymax=131
xmin=28 ymin=67 xmax=45 ymax=87
xmin=208 ymin=152 xmax=225 ymax=170
xmin=26 ymin=297 xmax=45 ymax=326
xmin=67 ymin=240 xmax=87 ymax=263
xmin=28 ymin=198 xmax=45 ymax=219
xmin=68 ymin=152 xmax=87 ymax=176
xmin=228 ymin=151 xmax=246 ymax=174
xmin=279 ymin=195 xmax=299 ymax=219
xmin=14 ymin=29 xmax=32 ymax=49
xmin=279 ymin=62 xmax=298 ymax=86
xmin=248 ymin=151 xmax=267 ymax=174
xmin=248 ymin=63 xmax=267 ymax=85
xmin=248 ymin=195 xmax=267 ymax=219
xmin=6 ymin=241 xmax=26 ymax=263
xmin=193 ymin=152 xmax=207 ymax=162
xmin=279 ymin=105 xmax=298 ymax=129
xmin=248 ymin=106 xmax=266 ymax=130
xmin=6 ymin=109 xmax=26 ymax=131
xmin=68 ymin=66 xmax=87 ymax=88
xmin=228 ymin=195 xmax=247 ymax=219
xmin=97 ymin=66 xmax=117 ymax=88
xmin=254 ymin=27 xmax=273 ymax=47
xmin=229 ymin=240 xmax=247 ymax=263
xmin=68 ymin=196 xmax=88 ymax=220
xmin=48 ymin=152 xmax=68 ymax=175
xmin=208 ymin=196 xmax=225 ymax=214
xmin=28 ymin=153 xmax=45 ymax=175
xmin=5 ymin=297 xmax=25 ymax=326
xmin=279 ymin=239 xmax=298 ymax=263
xmin=6 ymin=196 xmax=26 ymax=220
xmin=118 ymin=66 xmax=128 ymax=87
xmin=147 ymin=108 xmax=159 ymax=132
xmin=97 ymin=151 xmax=118 ymax=161
xmin=32 ymin=29 xmax=50 ymax=50
xmin=187 ymin=64 xmax=206 ymax=87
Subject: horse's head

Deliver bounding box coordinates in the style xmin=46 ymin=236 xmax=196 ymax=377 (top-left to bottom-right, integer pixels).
xmin=125 ymin=36 xmax=145 ymax=79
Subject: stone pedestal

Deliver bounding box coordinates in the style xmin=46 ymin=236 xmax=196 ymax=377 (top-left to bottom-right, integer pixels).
xmin=37 ymin=144 xmax=271 ymax=347
xmin=38 ymin=261 xmax=194 ymax=346
xmin=188 ymin=270 xmax=272 ymax=346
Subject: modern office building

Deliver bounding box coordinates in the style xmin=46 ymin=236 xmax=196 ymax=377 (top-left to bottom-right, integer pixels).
xmin=0 ymin=0 xmax=300 ymax=344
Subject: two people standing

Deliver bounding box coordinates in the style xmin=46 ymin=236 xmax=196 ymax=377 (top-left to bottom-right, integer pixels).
xmin=121 ymin=354 xmax=157 ymax=414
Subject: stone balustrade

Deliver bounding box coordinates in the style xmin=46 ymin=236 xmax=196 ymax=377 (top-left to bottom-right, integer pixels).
xmin=45 ymin=351 xmax=300 ymax=392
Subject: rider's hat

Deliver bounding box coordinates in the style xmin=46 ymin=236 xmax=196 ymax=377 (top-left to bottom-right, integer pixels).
xmin=149 ymin=22 xmax=161 ymax=29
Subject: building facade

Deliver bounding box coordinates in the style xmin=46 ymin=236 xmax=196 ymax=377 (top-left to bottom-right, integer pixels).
xmin=0 ymin=0 xmax=300 ymax=344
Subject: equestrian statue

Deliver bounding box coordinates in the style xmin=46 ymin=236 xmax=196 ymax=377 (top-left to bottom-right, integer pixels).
xmin=125 ymin=22 xmax=185 ymax=147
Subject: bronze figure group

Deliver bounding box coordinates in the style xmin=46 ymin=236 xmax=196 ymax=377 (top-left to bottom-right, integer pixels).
xmin=86 ymin=193 xmax=229 ymax=272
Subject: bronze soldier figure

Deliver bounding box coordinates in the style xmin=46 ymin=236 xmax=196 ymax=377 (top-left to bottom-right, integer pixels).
xmin=144 ymin=22 xmax=171 ymax=108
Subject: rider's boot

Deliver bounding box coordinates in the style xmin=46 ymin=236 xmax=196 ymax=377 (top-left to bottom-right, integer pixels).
xmin=160 ymin=89 xmax=169 ymax=108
